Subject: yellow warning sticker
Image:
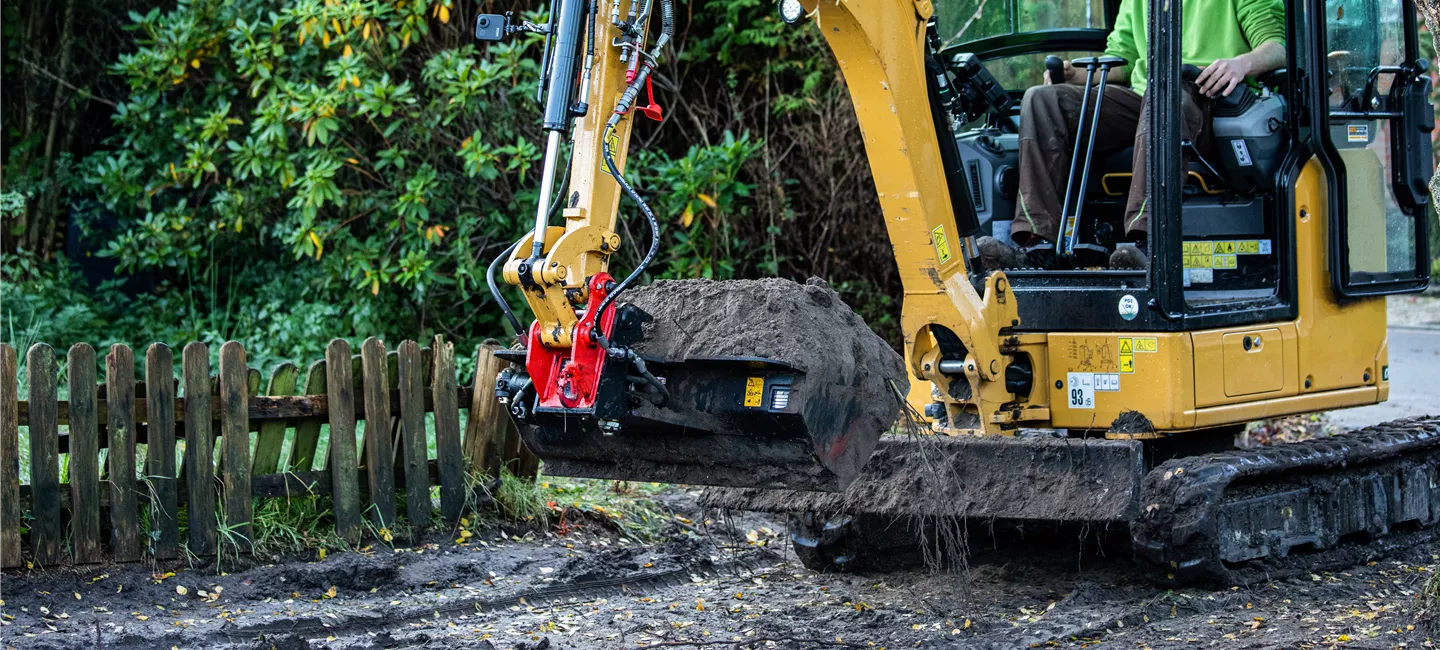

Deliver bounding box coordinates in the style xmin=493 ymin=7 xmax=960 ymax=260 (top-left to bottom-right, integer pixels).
xmin=1238 ymin=240 xmax=1260 ymax=254
xmin=1213 ymin=254 xmax=1238 ymax=269
xmin=1134 ymin=337 xmax=1158 ymax=353
xmin=1118 ymin=338 xmax=1135 ymax=373
xmin=1182 ymin=241 xmax=1213 ymax=269
xmin=932 ymin=225 xmax=952 ymax=264
xmin=1214 ymin=241 xmax=1237 ymax=255
xmin=743 ymin=377 xmax=765 ymax=408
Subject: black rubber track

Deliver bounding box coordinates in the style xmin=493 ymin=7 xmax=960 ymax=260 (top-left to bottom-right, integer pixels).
xmin=1131 ymin=416 xmax=1440 ymax=585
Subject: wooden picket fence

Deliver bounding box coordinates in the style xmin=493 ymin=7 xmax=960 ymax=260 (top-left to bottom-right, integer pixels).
xmin=0 ymin=336 xmax=535 ymax=568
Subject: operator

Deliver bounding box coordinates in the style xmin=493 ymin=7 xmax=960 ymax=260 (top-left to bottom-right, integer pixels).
xmin=977 ymin=0 xmax=1286 ymax=270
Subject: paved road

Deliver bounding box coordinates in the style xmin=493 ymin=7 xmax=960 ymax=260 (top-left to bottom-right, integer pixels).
xmin=1326 ymin=327 xmax=1440 ymax=429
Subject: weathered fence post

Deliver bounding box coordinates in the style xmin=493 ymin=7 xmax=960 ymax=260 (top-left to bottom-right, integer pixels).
xmin=183 ymin=342 xmax=216 ymax=556
xmin=432 ymin=336 xmax=465 ymax=522
xmin=360 ymin=338 xmax=397 ymax=534
xmin=465 ymin=341 xmax=508 ymax=478
xmin=145 ymin=343 xmax=180 ymax=560
xmin=106 ymin=344 xmax=142 ymax=563
xmin=288 ymin=359 xmax=328 ymax=471
xmin=68 ymin=343 xmax=102 ymax=564
xmin=219 ymin=341 xmax=253 ymax=552
xmin=1 ymin=344 xmax=22 ymax=568
xmin=397 ymin=341 xmax=431 ymax=530
xmin=252 ymin=363 xmax=299 ymax=475
xmin=326 ymin=340 xmax=362 ymax=545
xmin=26 ymin=344 xmax=62 ymax=565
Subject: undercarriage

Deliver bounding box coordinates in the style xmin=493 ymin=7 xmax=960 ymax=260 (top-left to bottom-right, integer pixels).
xmin=703 ymin=417 xmax=1440 ymax=583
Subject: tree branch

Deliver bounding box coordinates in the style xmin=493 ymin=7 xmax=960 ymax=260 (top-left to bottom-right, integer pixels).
xmin=14 ymin=57 xmax=119 ymax=108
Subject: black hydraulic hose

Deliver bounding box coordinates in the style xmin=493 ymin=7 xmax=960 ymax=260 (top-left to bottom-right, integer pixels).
xmin=591 ymin=124 xmax=662 ymax=329
xmin=591 ymin=0 xmax=673 ymax=324
xmin=488 ymin=159 xmax=572 ymax=341
xmin=487 ymin=238 xmax=526 ymax=338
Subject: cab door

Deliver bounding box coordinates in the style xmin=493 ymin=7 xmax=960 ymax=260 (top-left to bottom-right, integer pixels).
xmin=1316 ymin=0 xmax=1435 ymax=296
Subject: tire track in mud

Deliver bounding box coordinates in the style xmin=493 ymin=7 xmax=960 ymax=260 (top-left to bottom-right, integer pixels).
xmin=92 ymin=556 xmax=763 ymax=649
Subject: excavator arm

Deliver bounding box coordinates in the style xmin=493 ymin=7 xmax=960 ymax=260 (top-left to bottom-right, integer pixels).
xmin=486 ymin=0 xmax=1027 ymax=491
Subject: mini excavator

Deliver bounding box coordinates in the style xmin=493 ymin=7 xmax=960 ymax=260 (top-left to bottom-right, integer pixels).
xmin=480 ymin=0 xmax=1440 ymax=582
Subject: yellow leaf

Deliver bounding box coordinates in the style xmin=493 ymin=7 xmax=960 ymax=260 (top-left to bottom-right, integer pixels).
xmin=234 ymin=216 xmax=242 ymax=233
xmin=351 ymin=76 xmax=361 ymax=88
xmin=681 ymin=204 xmax=694 ymax=228
xmin=963 ymin=618 xmax=971 ymax=629
xmin=299 ymin=30 xmax=306 ymax=45
xmin=309 ymin=231 xmax=324 ymax=260
xmin=331 ymin=18 xmax=342 ymax=34
xmin=176 ymin=585 xmax=188 ymax=596
xmin=318 ymin=548 xmax=327 ymax=560
xmin=439 ymin=5 xmax=450 ymax=23
xmin=363 ymin=23 xmax=371 ymax=40
xmin=323 ymin=586 xmax=337 ymax=599
xmin=696 ymin=193 xmax=717 ymax=208
xmin=190 ymin=58 xmax=201 ymax=68
xmin=345 ymin=158 xmax=359 ymax=164
xmin=343 ymin=44 xmax=353 ymax=57
xmin=323 ymin=32 xmax=331 ymax=48
xmin=402 ymin=30 xmax=411 ymax=49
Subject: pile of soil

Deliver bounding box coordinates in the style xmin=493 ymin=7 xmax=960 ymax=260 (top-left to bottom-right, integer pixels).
xmin=622 ymin=277 xmax=909 ymax=489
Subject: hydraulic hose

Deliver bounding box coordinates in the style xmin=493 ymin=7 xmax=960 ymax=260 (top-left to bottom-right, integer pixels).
xmin=489 ymin=158 xmax=572 ymax=341
xmin=590 ymin=0 xmax=673 ymax=324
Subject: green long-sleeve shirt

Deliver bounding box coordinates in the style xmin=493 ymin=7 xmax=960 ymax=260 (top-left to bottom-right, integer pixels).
xmin=1104 ymin=0 xmax=1286 ymax=94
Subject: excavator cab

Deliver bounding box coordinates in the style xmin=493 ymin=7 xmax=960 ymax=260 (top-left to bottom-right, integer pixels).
xmin=943 ymin=0 xmax=1432 ymax=310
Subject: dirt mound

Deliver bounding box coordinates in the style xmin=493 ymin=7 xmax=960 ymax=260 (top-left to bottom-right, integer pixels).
xmin=623 ymin=277 xmax=908 ymax=489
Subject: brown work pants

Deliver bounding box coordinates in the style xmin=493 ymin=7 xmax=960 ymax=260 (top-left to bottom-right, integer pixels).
xmin=1010 ymin=83 xmax=1209 ymax=245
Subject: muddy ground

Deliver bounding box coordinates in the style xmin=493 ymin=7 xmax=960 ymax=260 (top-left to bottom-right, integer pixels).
xmin=2 ymin=487 xmax=1436 ymax=650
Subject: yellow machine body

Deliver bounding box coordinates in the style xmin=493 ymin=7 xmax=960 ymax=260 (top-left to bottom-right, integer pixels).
xmin=502 ymin=0 xmax=1406 ymax=445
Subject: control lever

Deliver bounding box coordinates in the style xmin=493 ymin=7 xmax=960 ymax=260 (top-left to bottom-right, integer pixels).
xmin=1057 ymin=55 xmax=1128 ymax=262
xmin=1045 ymin=55 xmax=1066 ymax=85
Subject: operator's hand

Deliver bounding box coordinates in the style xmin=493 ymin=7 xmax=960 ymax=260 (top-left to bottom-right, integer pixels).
xmin=1044 ymin=60 xmax=1082 ymax=85
xmin=1195 ymin=56 xmax=1252 ymax=98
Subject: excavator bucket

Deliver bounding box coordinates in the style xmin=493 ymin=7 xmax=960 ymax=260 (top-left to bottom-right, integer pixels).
xmin=493 ymin=277 xmax=909 ymax=492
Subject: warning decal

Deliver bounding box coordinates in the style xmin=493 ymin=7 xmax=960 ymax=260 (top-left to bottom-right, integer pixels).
xmin=932 ymin=225 xmax=952 ymax=264
xmin=1134 ymin=337 xmax=1158 ymax=353
xmin=743 ymin=377 xmax=765 ymax=407
xmin=1118 ymin=338 xmax=1135 ymax=373
xmin=1183 ymin=239 xmax=1272 ymax=270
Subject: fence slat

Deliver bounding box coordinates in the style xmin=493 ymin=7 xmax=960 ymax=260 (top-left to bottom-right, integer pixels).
xmin=431 ymin=336 xmax=465 ymax=523
xmin=252 ymin=363 xmax=299 ymax=475
xmin=360 ymin=338 xmax=397 ymax=533
xmin=288 ymin=360 xmax=328 ymax=471
xmin=183 ymin=343 xmax=216 ymax=556
xmin=397 ymin=341 xmax=430 ymax=529
xmin=27 ymin=345 xmax=62 ymax=565
xmin=326 ymin=341 xmax=362 ymax=545
xmin=106 ymin=344 xmax=142 ymax=563
xmin=145 ymin=344 xmax=180 ymax=560
xmin=67 ymin=344 xmax=102 ymax=564
xmin=1 ymin=344 xmax=22 ymax=568
xmin=28 ymin=345 xmax=63 ymax=564
xmin=220 ymin=342 xmax=252 ymax=552
xmin=465 ymin=342 xmax=509 ymax=477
